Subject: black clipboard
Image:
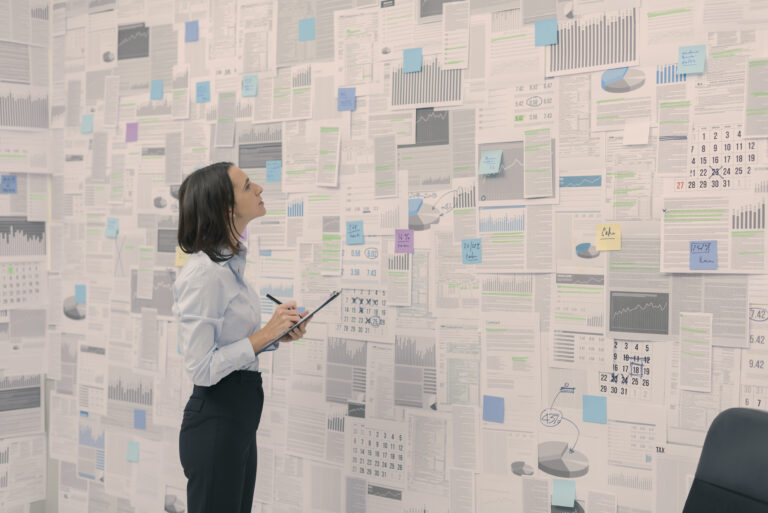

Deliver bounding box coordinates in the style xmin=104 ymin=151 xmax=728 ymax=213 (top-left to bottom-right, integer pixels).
xmin=258 ymin=289 xmax=342 ymax=353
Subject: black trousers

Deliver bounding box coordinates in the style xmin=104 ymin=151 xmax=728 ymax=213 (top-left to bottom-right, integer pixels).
xmin=179 ymin=370 xmax=264 ymax=513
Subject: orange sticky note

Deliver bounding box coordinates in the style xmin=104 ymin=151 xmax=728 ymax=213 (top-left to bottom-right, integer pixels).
xmin=596 ymin=223 xmax=621 ymax=251
xmin=175 ymin=247 xmax=190 ymax=267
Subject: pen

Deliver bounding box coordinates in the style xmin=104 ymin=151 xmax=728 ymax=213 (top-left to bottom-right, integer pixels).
xmin=266 ymin=293 xmax=282 ymax=305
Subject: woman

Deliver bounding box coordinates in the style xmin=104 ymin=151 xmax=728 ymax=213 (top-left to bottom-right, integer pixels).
xmin=173 ymin=161 xmax=310 ymax=513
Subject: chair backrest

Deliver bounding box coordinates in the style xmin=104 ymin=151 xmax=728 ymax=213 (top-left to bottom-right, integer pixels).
xmin=683 ymin=407 xmax=768 ymax=513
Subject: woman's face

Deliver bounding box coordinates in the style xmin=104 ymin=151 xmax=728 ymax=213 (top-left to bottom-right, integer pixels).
xmin=228 ymin=165 xmax=266 ymax=222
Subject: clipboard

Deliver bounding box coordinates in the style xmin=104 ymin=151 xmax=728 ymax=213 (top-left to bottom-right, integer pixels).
xmin=258 ymin=289 xmax=342 ymax=353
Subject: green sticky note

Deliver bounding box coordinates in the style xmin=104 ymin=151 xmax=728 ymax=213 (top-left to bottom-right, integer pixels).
xmin=552 ymin=479 xmax=576 ymax=508
xmin=479 ymin=150 xmax=503 ymax=175
xmin=126 ymin=441 xmax=139 ymax=462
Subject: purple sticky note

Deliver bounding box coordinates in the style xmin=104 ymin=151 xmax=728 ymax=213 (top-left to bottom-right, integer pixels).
xmin=126 ymin=122 xmax=138 ymax=142
xmin=395 ymin=229 xmax=414 ymax=253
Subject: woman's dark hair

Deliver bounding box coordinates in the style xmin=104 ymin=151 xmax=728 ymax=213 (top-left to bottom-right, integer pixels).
xmin=177 ymin=161 xmax=241 ymax=263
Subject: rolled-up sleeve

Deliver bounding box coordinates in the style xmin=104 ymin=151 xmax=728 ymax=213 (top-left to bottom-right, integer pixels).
xmin=174 ymin=267 xmax=256 ymax=386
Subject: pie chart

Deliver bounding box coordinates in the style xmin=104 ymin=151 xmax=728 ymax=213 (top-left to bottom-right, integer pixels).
xmin=601 ymin=67 xmax=645 ymax=93
xmin=538 ymin=441 xmax=589 ymax=478
xmin=575 ymin=242 xmax=599 ymax=259
xmin=62 ymin=295 xmax=86 ymax=321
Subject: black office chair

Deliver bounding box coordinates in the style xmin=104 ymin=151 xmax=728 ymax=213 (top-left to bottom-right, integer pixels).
xmin=682 ymin=407 xmax=768 ymax=513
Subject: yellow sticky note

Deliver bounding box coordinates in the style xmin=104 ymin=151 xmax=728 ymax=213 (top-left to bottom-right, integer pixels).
xmin=175 ymin=246 xmax=190 ymax=267
xmin=596 ymin=223 xmax=621 ymax=251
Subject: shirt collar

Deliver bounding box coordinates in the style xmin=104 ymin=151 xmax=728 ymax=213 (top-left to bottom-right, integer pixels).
xmin=216 ymin=242 xmax=247 ymax=272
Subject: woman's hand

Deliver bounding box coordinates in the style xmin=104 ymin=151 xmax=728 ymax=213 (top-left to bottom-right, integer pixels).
xmin=249 ymin=301 xmax=301 ymax=352
xmin=279 ymin=310 xmax=313 ymax=342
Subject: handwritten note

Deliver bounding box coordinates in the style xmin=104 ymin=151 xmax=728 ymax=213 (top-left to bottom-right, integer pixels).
xmin=1 ymin=175 xmax=17 ymax=194
xmin=266 ymin=160 xmax=282 ymax=183
xmin=678 ymin=45 xmax=706 ymax=74
xmin=403 ymin=48 xmax=423 ymax=73
xmin=242 ymin=75 xmax=258 ymax=97
xmin=346 ymin=221 xmax=364 ymax=245
xmin=105 ymin=218 xmax=119 ymax=238
xmin=395 ymin=229 xmax=414 ymax=253
xmin=75 ymin=284 xmax=86 ymax=304
xmin=195 ymin=81 xmax=210 ymax=103
xmin=535 ymin=18 xmax=558 ymax=46
xmin=338 ymin=87 xmax=356 ymax=111
xmin=552 ymin=480 xmax=576 ymax=508
xmin=596 ymin=223 xmax=621 ymax=251
xmin=126 ymin=441 xmax=140 ymax=462
xmin=479 ymin=150 xmax=503 ymax=175
xmin=299 ymin=18 xmax=316 ymax=41
xmin=80 ymin=114 xmax=94 ymax=134
xmin=126 ymin=122 xmax=138 ymax=142
xmin=482 ymin=395 xmax=504 ymax=423
xmin=689 ymin=240 xmax=717 ymax=270
xmin=150 ymin=79 xmax=163 ymax=100
xmin=462 ymin=238 xmax=482 ymax=264
xmin=185 ymin=20 xmax=199 ymax=42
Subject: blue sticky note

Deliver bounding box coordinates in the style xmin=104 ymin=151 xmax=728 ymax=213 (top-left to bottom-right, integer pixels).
xmin=346 ymin=221 xmax=364 ymax=245
xmin=689 ymin=240 xmax=718 ymax=270
xmin=105 ymin=218 xmax=119 ymax=238
xmin=552 ymin=479 xmax=576 ymax=508
xmin=479 ymin=150 xmax=503 ymax=175
xmin=462 ymin=238 xmax=482 ymax=264
xmin=535 ymin=18 xmax=558 ymax=46
xmin=1 ymin=175 xmax=17 ymax=194
xmin=80 ymin=114 xmax=94 ymax=134
xmin=133 ymin=409 xmax=146 ymax=430
xmin=482 ymin=395 xmax=504 ymax=423
xmin=408 ymin=198 xmax=423 ymax=216
xmin=338 ymin=87 xmax=356 ymax=111
xmin=242 ymin=75 xmax=258 ymax=97
xmin=583 ymin=395 xmax=607 ymax=424
xmin=678 ymin=45 xmax=706 ymax=74
xmin=126 ymin=441 xmax=140 ymax=462
xmin=185 ymin=20 xmax=199 ymax=42
xmin=196 ymin=81 xmax=210 ymax=103
xmin=299 ymin=18 xmax=315 ymax=41
xmin=403 ymin=48 xmax=422 ymax=73
xmin=150 ymin=79 xmax=163 ymax=100
xmin=74 ymin=284 xmax=86 ymax=304
xmin=266 ymin=160 xmax=282 ymax=182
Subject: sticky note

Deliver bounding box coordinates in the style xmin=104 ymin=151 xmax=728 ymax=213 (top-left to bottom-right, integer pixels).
xmin=338 ymin=87 xmax=356 ymax=111
xmin=482 ymin=395 xmax=504 ymax=423
xmin=462 ymin=238 xmax=482 ymax=264
xmin=125 ymin=122 xmax=138 ymax=142
xmin=582 ymin=395 xmax=607 ymax=424
xmin=266 ymin=160 xmax=282 ymax=183
xmin=552 ymin=479 xmax=576 ymax=508
xmin=678 ymin=45 xmax=706 ymax=74
xmin=175 ymin=246 xmax=189 ymax=267
xmin=126 ymin=441 xmax=140 ymax=462
xmin=479 ymin=150 xmax=503 ymax=175
xmin=105 ymin=218 xmax=119 ymax=238
xmin=346 ymin=220 xmax=364 ymax=245
xmin=1 ymin=175 xmax=17 ymax=194
xmin=596 ymin=223 xmax=621 ymax=251
xmin=74 ymin=284 xmax=86 ymax=304
xmin=403 ymin=48 xmax=423 ymax=73
xmin=535 ymin=18 xmax=558 ymax=46
xmin=623 ymin=117 xmax=650 ymax=145
xmin=395 ymin=229 xmax=414 ymax=254
xmin=196 ymin=81 xmax=211 ymax=103
xmin=185 ymin=20 xmax=199 ymax=42
xmin=690 ymin=240 xmax=718 ymax=270
xmin=80 ymin=114 xmax=94 ymax=134
xmin=242 ymin=75 xmax=258 ymax=97
xmin=150 ymin=79 xmax=163 ymax=100
xmin=134 ymin=409 xmax=146 ymax=430
xmin=299 ymin=18 xmax=315 ymax=41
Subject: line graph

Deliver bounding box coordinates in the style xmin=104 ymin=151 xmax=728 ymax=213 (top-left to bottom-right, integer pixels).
xmin=415 ymin=108 xmax=449 ymax=146
xmin=117 ymin=23 xmax=149 ymax=60
xmin=560 ymin=175 xmax=602 ymax=188
xmin=610 ymin=291 xmax=669 ymax=335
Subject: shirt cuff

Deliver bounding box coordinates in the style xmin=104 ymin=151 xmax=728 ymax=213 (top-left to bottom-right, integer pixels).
xmin=219 ymin=336 xmax=256 ymax=369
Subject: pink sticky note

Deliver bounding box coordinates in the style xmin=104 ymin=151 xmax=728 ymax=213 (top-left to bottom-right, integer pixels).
xmin=126 ymin=122 xmax=138 ymax=142
xmin=395 ymin=229 xmax=414 ymax=253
